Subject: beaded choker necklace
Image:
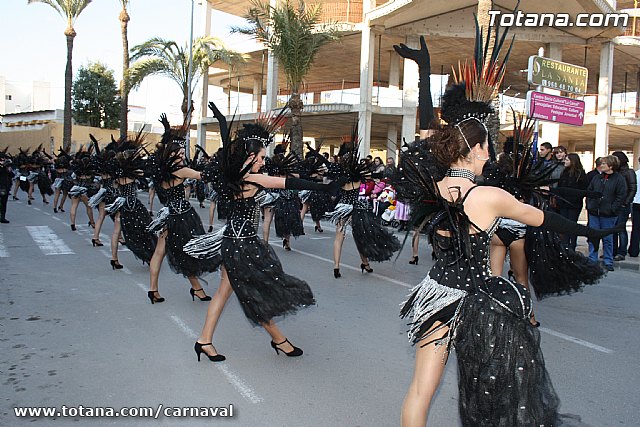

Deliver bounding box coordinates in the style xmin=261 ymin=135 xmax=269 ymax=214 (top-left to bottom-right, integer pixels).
xmin=445 ymin=168 xmax=476 ymax=183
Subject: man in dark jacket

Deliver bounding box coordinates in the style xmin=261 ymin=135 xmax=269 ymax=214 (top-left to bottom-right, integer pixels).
xmin=611 ymin=151 xmax=638 ymax=260
xmin=586 ymin=155 xmax=628 ymax=270
xmin=0 ymin=153 xmax=14 ymax=223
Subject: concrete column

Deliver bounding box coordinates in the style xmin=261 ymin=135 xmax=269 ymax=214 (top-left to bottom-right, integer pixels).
xmin=633 ymin=138 xmax=640 ymax=170
xmin=401 ymin=36 xmax=419 ymax=145
xmin=252 ymin=77 xmax=261 ymax=112
xmin=386 ymin=124 xmax=398 ymax=162
xmin=595 ymin=42 xmax=614 ymax=158
xmin=567 ymin=141 xmax=577 ymax=153
xmin=389 ymin=51 xmax=400 ymax=91
xmin=264 ymin=0 xmax=279 ymax=156
xmin=357 ymin=0 xmax=376 ymax=159
xmin=541 ymin=43 xmax=562 ymax=147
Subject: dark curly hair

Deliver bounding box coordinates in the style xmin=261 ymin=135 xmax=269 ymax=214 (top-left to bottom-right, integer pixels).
xmin=429 ymin=118 xmax=488 ymax=168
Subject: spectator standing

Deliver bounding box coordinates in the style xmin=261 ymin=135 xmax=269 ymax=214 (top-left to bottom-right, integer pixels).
xmin=0 ymin=153 xmax=13 ymax=223
xmin=628 ymin=157 xmax=640 ymax=257
xmin=611 ymin=151 xmax=638 ymax=260
xmin=371 ymin=157 xmax=385 ymax=179
xmin=384 ymin=157 xmax=397 ymax=179
xmin=557 ymin=153 xmax=589 ymax=250
xmin=586 ymin=155 xmax=628 ymax=270
xmin=537 ymin=142 xmax=554 ymax=167
xmin=549 ymin=146 xmax=567 ymax=187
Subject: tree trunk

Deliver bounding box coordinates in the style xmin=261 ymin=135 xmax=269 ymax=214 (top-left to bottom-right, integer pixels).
xmin=63 ymin=28 xmax=76 ymax=152
xmin=119 ymin=9 xmax=130 ymax=140
xmin=289 ymin=93 xmax=304 ymax=156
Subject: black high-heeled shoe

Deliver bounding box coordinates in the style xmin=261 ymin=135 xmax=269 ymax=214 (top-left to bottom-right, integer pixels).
xmin=88 ymin=221 xmax=95 ymax=229
xmin=43 ymin=199 xmax=49 ymax=204
xmin=283 ymin=239 xmax=291 ymax=251
xmin=53 ymin=207 xmax=58 ymax=213
xmin=409 ymin=256 xmax=419 ymax=265
xmin=270 ymin=338 xmax=303 ymax=357
xmin=91 ymin=239 xmax=104 ymax=247
xmin=208 ymin=225 xmax=213 ymax=233
xmin=147 ymin=291 xmax=165 ymax=304
xmin=27 ymin=199 xmax=32 ymax=205
xmin=333 ymin=268 xmax=341 ymax=278
xmin=361 ymin=263 xmax=373 ymax=273
xmin=12 ymin=196 xmax=19 ymax=201
xmin=110 ymin=260 xmax=123 ymax=270
xmin=194 ymin=342 xmax=225 ymax=362
xmin=314 ymin=225 xmax=323 ymax=233
xmin=190 ymin=288 xmax=212 ymax=301
xmin=58 ymin=206 xmax=65 ymax=212
xmin=70 ymin=224 xmax=76 ymax=231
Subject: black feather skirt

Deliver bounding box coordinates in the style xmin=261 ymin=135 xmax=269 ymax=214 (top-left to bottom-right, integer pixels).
xmin=119 ymin=200 xmax=157 ymax=263
xmin=165 ymin=208 xmax=219 ymax=278
xmin=274 ymin=191 xmax=304 ymax=238
xmin=454 ymin=276 xmax=560 ymax=426
xmin=37 ymin=171 xmax=53 ymax=196
xmin=351 ymin=208 xmax=401 ymax=262
xmin=308 ymin=191 xmax=332 ymax=222
xmin=195 ymin=180 xmax=206 ymax=203
xmin=525 ymin=227 xmax=605 ymax=299
xmin=221 ymin=235 xmax=315 ymax=326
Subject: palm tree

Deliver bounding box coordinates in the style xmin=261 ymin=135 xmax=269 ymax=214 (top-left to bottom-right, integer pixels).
xmin=28 ymin=0 xmax=92 ymax=151
xmin=128 ymin=36 xmax=245 ymax=124
xmin=235 ymin=0 xmax=340 ymax=155
xmin=118 ymin=0 xmax=130 ymax=140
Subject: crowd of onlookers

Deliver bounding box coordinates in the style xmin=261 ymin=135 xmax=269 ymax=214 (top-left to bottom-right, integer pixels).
xmin=537 ymin=142 xmax=639 ymax=270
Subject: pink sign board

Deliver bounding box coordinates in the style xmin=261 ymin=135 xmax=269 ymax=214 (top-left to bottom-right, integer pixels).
xmin=525 ymin=90 xmax=585 ymax=126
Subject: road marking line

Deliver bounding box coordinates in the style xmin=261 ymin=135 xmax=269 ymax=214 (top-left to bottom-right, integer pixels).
xmin=539 ymin=327 xmax=614 ymax=354
xmin=26 ymin=226 xmax=74 ymax=255
xmin=275 ymin=245 xmax=411 ymax=288
xmin=169 ymin=314 xmax=264 ymax=404
xmin=0 ymin=231 xmax=9 ymax=257
xmin=598 ymin=284 xmax=640 ymax=295
xmin=33 ymin=207 xmax=41 ymax=211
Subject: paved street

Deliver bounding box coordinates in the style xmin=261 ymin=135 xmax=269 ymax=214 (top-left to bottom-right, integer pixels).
xmin=1 ymin=196 xmax=639 ymax=426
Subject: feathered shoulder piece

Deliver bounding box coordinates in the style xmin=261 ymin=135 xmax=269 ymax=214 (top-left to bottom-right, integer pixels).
xmin=0 ymin=147 xmax=12 ymax=160
xmin=264 ymin=140 xmax=301 ymax=177
xmin=159 ymin=113 xmax=188 ymax=147
xmin=54 ymin=147 xmax=71 ymax=168
xmin=111 ymin=131 xmax=148 ymax=180
xmin=89 ymin=135 xmax=117 ymax=175
xmin=328 ymin=123 xmax=370 ymax=182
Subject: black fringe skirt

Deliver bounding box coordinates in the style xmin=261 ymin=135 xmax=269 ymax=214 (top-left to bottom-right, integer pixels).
xmin=120 ymin=200 xmax=157 ymax=263
xmin=351 ymin=209 xmax=401 ymax=262
xmin=221 ymin=236 xmax=315 ymax=325
xmin=274 ymin=195 xmax=304 ymax=238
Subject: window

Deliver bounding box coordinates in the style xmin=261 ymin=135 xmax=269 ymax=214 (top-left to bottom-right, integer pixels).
xmin=5 ymin=95 xmax=12 ymax=101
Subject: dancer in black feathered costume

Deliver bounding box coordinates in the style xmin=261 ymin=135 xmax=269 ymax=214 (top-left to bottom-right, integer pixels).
xmin=68 ymin=145 xmax=97 ymax=231
xmin=393 ymin=28 xmax=621 ymax=426
xmin=482 ymin=111 xmax=605 ymax=307
xmin=265 ymin=141 xmax=305 ymax=250
xmin=299 ymin=144 xmax=333 ymax=233
xmin=29 ymin=146 xmax=54 ymax=205
xmin=105 ymin=134 xmax=156 ymax=268
xmin=145 ymin=114 xmax=216 ymax=304
xmin=52 ymin=148 xmax=73 ymax=213
xmin=323 ymin=126 xmax=401 ymax=279
xmin=183 ymin=102 xmax=339 ymax=362
xmin=88 ymin=135 xmax=118 ymax=248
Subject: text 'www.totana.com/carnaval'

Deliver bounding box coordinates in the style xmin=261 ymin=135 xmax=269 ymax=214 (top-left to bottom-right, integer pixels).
xmin=13 ymin=404 xmax=235 ymax=419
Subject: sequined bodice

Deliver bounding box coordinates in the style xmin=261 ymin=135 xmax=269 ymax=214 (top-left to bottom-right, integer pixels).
xmin=77 ymin=177 xmax=94 ymax=187
xmin=278 ymin=189 xmax=297 ymax=200
xmin=429 ymin=220 xmax=498 ymax=291
xmin=341 ymin=188 xmax=367 ymax=209
xmin=102 ymin=177 xmax=116 ymax=194
xmin=119 ymin=182 xmax=137 ymax=198
xmin=164 ymin=183 xmax=192 ymax=214
xmin=224 ymin=195 xmax=261 ymax=239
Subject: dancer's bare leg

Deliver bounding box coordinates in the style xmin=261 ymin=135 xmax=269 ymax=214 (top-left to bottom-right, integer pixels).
xmin=262 ymin=207 xmax=273 ymax=242
xmin=261 ymin=321 xmax=295 ymax=353
xmin=149 ymin=231 xmax=166 ymax=294
xmin=111 ymin=213 xmax=122 ymax=261
xmin=69 ymin=197 xmax=80 ymax=227
xmin=59 ymin=191 xmax=68 ymax=211
xmin=208 ymin=201 xmax=216 ymax=230
xmin=400 ymin=324 xmax=449 ymax=427
xmin=412 ymin=230 xmax=420 ymax=259
xmin=509 ymin=238 xmax=537 ymax=325
xmin=489 ymin=234 xmax=507 ymax=276
xmin=92 ymin=203 xmax=107 ymax=241
xmin=333 ymin=224 xmax=346 ymax=269
xmin=197 ymin=267 xmax=234 ymax=357
xmin=82 ymin=196 xmax=95 ymax=225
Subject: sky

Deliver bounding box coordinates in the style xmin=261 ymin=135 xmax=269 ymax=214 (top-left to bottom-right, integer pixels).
xmin=1 ymin=0 xmax=256 ymax=127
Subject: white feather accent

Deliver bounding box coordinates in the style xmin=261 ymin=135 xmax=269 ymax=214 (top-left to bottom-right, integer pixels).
xmin=53 ymin=178 xmax=64 ymax=189
xmin=326 ymin=203 xmax=353 ymax=224
xmin=68 ymin=185 xmax=88 ymax=197
xmin=105 ymin=196 xmax=126 ymax=214
xmin=87 ymin=188 xmax=107 ymax=208
xmin=183 ymin=225 xmax=227 ymax=259
xmin=147 ymin=207 xmax=170 ymax=233
xmin=299 ymin=190 xmax=311 ymax=204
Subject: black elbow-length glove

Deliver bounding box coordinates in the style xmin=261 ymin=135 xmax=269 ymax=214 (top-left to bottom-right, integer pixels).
xmin=541 ymin=210 xmax=624 ymax=240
